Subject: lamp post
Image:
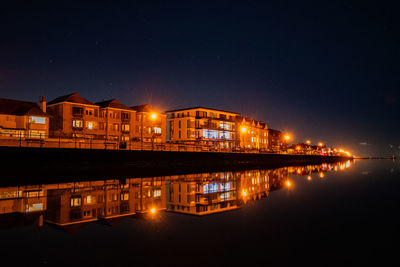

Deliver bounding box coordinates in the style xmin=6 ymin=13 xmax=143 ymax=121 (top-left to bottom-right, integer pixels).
xmin=241 ymin=126 xmax=247 ymax=152
xmin=141 ymin=112 xmax=157 ymax=150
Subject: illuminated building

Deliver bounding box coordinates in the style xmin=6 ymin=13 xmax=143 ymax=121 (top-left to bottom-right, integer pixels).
xmin=96 ymin=99 xmax=137 ymax=141
xmin=166 ymin=107 xmax=239 ymax=149
xmin=130 ymin=104 xmax=167 ymax=147
xmin=47 ymin=93 xmax=105 ymax=139
xmin=0 ymin=97 xmax=49 ymax=139
xmin=238 ymin=117 xmax=268 ymax=151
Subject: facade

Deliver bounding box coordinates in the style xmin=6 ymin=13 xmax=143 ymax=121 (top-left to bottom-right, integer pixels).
xmin=166 ymin=107 xmax=239 ymax=149
xmin=96 ymin=99 xmax=136 ymax=141
xmin=47 ymin=93 xmax=103 ymax=139
xmin=167 ymin=172 xmax=239 ymax=215
xmin=268 ymin=128 xmax=286 ymax=152
xmin=0 ymin=97 xmax=49 ymax=139
xmin=130 ymin=104 xmax=167 ymax=146
xmin=237 ymin=117 xmax=268 ymax=151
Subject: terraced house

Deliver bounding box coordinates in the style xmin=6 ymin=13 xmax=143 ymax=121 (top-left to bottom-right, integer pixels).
xmin=238 ymin=117 xmax=268 ymax=151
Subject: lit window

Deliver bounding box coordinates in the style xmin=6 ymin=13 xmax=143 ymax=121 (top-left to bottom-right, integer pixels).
xmin=72 ymin=120 xmax=83 ymax=128
xmin=71 ymin=197 xmax=81 ymax=207
xmin=154 ymin=189 xmax=161 ymax=197
xmin=26 ymin=203 xmax=43 ymax=212
xmin=29 ymin=116 xmax=46 ymax=124
xmin=154 ymin=127 xmax=161 ymax=134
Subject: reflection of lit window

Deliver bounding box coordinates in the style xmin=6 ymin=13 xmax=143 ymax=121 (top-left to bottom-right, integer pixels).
xmin=71 ymin=197 xmax=81 ymax=207
xmin=121 ymin=193 xmax=129 ymax=201
xmin=26 ymin=203 xmax=43 ymax=212
xmin=153 ymin=189 xmax=161 ymax=197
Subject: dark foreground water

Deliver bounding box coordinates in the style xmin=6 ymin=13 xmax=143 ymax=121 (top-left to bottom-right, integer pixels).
xmin=0 ymin=159 xmax=399 ymax=266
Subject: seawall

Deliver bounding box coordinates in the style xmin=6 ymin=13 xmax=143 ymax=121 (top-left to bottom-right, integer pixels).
xmin=1 ymin=146 xmax=351 ymax=185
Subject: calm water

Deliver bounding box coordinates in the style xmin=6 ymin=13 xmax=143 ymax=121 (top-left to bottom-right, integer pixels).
xmin=0 ymin=159 xmax=399 ymax=266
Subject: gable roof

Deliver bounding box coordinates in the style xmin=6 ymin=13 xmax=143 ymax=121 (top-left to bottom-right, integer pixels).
xmin=47 ymin=93 xmax=95 ymax=106
xmin=0 ymin=98 xmax=49 ymax=117
xmin=96 ymin=99 xmax=133 ymax=111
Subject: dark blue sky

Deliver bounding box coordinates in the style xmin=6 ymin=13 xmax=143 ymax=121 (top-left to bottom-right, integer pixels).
xmin=1 ymin=0 xmax=399 ymax=156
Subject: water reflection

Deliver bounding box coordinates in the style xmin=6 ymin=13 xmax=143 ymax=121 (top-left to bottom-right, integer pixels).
xmin=0 ymin=160 xmax=352 ymax=229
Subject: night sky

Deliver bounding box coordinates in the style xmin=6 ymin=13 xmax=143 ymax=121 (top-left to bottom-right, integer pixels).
xmin=1 ymin=0 xmax=399 ymax=156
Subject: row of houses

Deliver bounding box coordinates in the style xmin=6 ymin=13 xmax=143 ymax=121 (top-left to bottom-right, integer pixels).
xmin=0 ymin=93 xmax=288 ymax=151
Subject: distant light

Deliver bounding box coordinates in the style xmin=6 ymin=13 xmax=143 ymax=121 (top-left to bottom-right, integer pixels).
xmin=306 ymin=140 xmax=311 ymax=145
xmin=307 ymin=176 xmax=312 ymax=181
xmin=296 ymin=169 xmax=302 ymax=174
xmin=285 ymin=180 xmax=292 ymax=187
xmin=296 ymin=145 xmax=301 ymax=150
xmin=319 ymin=172 xmax=324 ymax=178
xmin=284 ymin=135 xmax=290 ymax=141
xmin=242 ymin=189 xmax=247 ymax=197
xmin=318 ymin=142 xmax=324 ymax=147
xmin=345 ymin=151 xmax=351 ymax=157
xmin=150 ymin=208 xmax=156 ymax=214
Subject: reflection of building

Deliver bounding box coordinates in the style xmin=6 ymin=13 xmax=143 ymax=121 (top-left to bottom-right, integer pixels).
xmin=131 ymin=104 xmax=167 ymax=146
xmin=166 ymin=107 xmax=239 ymax=149
xmin=167 ymin=172 xmax=239 ymax=215
xmin=0 ymin=97 xmax=49 ymax=139
xmin=0 ymin=161 xmax=352 ymax=229
xmin=238 ymin=117 xmax=268 ymax=151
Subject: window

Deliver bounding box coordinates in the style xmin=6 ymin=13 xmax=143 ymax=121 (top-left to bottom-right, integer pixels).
xmin=71 ymin=197 xmax=81 ymax=207
xmin=178 ymin=130 xmax=181 ymax=139
xmin=86 ymin=121 xmax=97 ymax=130
xmin=187 ymin=130 xmax=191 ymax=138
xmin=154 ymin=127 xmax=161 ymax=134
xmin=122 ymin=124 xmax=130 ymax=131
xmin=154 ymin=189 xmax=161 ymax=197
xmin=121 ymin=112 xmax=130 ymax=120
xmin=121 ymin=193 xmax=129 ymax=201
xmin=29 ymin=116 xmax=46 ymax=124
xmin=178 ymin=120 xmax=181 ymax=128
xmin=72 ymin=107 xmax=83 ymax=115
xmin=85 ymin=109 xmax=94 ymax=116
xmin=26 ymin=203 xmax=43 ymax=212
xmin=72 ymin=120 xmax=83 ymax=128
xmin=113 ymin=124 xmax=119 ymax=131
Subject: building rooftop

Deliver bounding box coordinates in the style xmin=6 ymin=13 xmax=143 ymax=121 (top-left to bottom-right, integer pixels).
xmin=47 ymin=92 xmax=95 ymax=106
xmin=165 ymin=106 xmax=240 ymax=115
xmin=0 ymin=98 xmax=49 ymax=117
xmin=96 ymin=99 xmax=133 ymax=111
xmin=131 ymin=104 xmax=161 ymax=113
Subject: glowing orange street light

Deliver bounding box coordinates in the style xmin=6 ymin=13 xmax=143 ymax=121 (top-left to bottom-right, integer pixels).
xmin=150 ymin=207 xmax=156 ymax=214
xmin=284 ymin=135 xmax=290 ymax=141
xmin=296 ymin=145 xmax=301 ymax=151
xmin=318 ymin=142 xmax=324 ymax=147
xmin=241 ymin=126 xmax=247 ymax=133
xmin=306 ymin=140 xmax=311 ymax=145
xmin=285 ymin=180 xmax=292 ymax=187
xmin=151 ymin=113 xmax=157 ymax=120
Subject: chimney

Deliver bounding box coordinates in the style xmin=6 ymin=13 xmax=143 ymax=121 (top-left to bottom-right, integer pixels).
xmin=40 ymin=96 xmax=46 ymax=113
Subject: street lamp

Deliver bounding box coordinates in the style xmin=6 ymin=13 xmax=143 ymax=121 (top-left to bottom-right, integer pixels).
xmin=306 ymin=140 xmax=311 ymax=145
xmin=240 ymin=126 xmax=247 ymax=150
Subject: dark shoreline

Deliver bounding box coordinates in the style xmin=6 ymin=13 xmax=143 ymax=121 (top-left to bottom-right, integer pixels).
xmin=1 ymin=146 xmax=351 ymax=186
